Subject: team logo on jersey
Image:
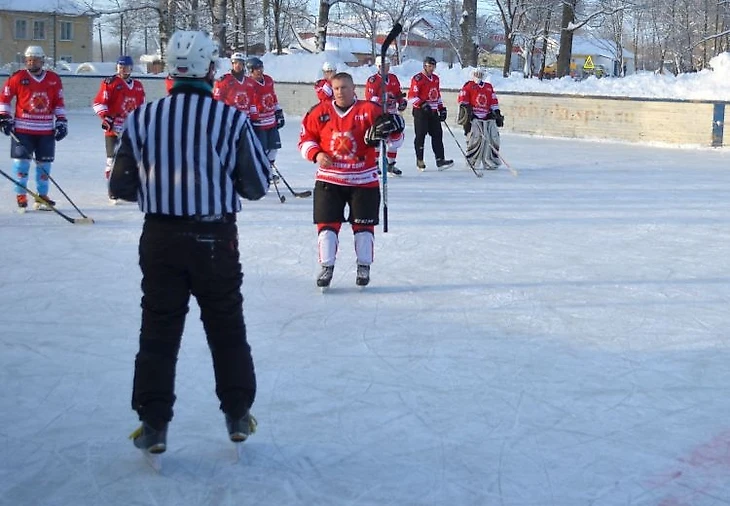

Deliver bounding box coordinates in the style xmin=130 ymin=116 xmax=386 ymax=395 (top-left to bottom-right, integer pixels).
xmin=428 ymin=88 xmax=439 ymax=101
xmin=28 ymin=92 xmax=50 ymax=113
xmin=476 ymin=94 xmax=488 ymax=107
xmin=330 ymin=131 xmax=357 ymax=160
xmin=262 ymin=93 xmax=275 ymax=109
xmin=121 ymin=97 xmax=138 ymax=113
xmin=234 ymin=92 xmax=250 ymax=109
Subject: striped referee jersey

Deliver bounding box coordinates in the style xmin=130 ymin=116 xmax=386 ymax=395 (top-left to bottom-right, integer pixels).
xmin=109 ymin=85 xmax=270 ymax=214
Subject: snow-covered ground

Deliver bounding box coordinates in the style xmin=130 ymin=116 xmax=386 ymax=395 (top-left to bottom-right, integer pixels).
xmin=0 ymin=109 xmax=728 ymax=505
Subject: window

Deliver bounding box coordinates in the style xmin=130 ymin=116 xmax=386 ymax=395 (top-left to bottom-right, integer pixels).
xmin=59 ymin=21 xmax=72 ymax=41
xmin=15 ymin=19 xmax=28 ymax=40
xmin=33 ymin=20 xmax=46 ymax=40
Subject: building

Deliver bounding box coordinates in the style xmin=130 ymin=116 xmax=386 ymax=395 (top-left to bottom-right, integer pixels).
xmin=0 ymin=0 xmax=95 ymax=68
xmin=543 ymin=35 xmax=636 ymax=78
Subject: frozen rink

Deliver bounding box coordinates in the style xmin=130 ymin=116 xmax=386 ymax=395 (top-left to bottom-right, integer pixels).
xmin=0 ymin=110 xmax=729 ymax=505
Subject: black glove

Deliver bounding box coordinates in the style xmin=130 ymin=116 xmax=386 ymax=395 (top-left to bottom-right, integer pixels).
xmin=397 ymin=99 xmax=407 ymax=112
xmin=275 ymin=109 xmax=285 ymax=129
xmin=54 ymin=118 xmax=68 ymax=141
xmin=421 ymin=103 xmax=431 ymax=114
xmin=0 ymin=114 xmax=14 ymax=136
xmin=365 ymin=114 xmax=406 ymax=146
xmin=494 ymin=109 xmax=504 ymax=128
xmin=438 ymin=108 xmax=447 ymax=122
xmin=101 ymin=116 xmax=114 ymax=132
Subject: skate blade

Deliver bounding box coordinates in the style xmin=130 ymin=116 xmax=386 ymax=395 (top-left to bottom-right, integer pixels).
xmin=143 ymin=451 xmax=163 ymax=472
xmin=109 ymin=198 xmax=119 ymax=206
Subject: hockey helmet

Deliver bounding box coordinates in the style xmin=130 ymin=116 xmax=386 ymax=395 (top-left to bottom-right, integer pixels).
xmin=24 ymin=46 xmax=46 ymax=59
xmin=322 ymin=61 xmax=336 ymax=72
xmin=231 ymin=52 xmax=246 ymax=63
xmin=246 ymin=57 xmax=264 ymax=71
xmin=117 ymin=55 xmax=134 ymax=67
xmin=167 ymin=30 xmax=219 ymax=78
xmin=472 ymin=66 xmax=486 ymax=82
xmin=423 ymin=56 xmax=437 ymax=66
xmin=375 ymin=56 xmax=390 ymax=68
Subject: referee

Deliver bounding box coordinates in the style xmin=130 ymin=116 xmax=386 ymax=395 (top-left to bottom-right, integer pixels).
xmin=109 ymin=30 xmax=270 ymax=455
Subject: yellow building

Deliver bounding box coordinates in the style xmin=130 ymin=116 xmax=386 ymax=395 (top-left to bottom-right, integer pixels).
xmin=0 ymin=1 xmax=95 ymax=68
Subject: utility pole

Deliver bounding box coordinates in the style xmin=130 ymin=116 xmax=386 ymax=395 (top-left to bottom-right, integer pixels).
xmin=98 ymin=22 xmax=104 ymax=61
xmin=120 ymin=13 xmax=124 ymax=55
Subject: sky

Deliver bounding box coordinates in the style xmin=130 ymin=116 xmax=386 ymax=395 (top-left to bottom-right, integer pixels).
xmin=0 ymin=64 xmax=729 ymax=505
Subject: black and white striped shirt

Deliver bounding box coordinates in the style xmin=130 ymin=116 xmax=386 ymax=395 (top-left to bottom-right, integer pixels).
xmin=110 ymin=85 xmax=270 ymax=215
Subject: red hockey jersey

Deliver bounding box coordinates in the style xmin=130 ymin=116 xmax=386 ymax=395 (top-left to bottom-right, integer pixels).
xmin=314 ymin=78 xmax=333 ymax=103
xmin=249 ymin=74 xmax=280 ymax=130
xmin=407 ymin=72 xmax=444 ymax=111
xmin=457 ymin=81 xmax=499 ymax=119
xmin=364 ymin=73 xmax=404 ymax=114
xmin=92 ymin=75 xmax=146 ymax=137
xmin=0 ymin=69 xmax=66 ymax=135
xmin=299 ymin=99 xmax=382 ymax=187
xmin=213 ymin=73 xmax=254 ymax=114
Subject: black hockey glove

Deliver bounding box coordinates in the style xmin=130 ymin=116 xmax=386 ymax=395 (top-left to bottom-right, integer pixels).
xmin=421 ymin=103 xmax=431 ymax=114
xmin=275 ymin=109 xmax=285 ymax=129
xmin=397 ymin=92 xmax=407 ymax=112
xmin=101 ymin=116 xmax=115 ymax=132
xmin=54 ymin=118 xmax=68 ymax=141
xmin=0 ymin=114 xmax=14 ymax=136
xmin=365 ymin=114 xmax=406 ymax=146
xmin=438 ymin=108 xmax=447 ymax=122
xmin=494 ymin=109 xmax=504 ymax=128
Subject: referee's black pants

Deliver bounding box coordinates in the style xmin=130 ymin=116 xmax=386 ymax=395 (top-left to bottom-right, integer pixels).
xmin=131 ymin=216 xmax=256 ymax=429
xmin=413 ymin=108 xmax=445 ymax=161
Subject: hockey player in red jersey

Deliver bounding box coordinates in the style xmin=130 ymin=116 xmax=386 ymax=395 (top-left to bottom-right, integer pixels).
xmin=364 ymin=56 xmax=407 ymax=176
xmin=457 ymin=67 xmax=504 ymax=170
xmin=407 ymin=56 xmax=452 ymax=171
xmin=314 ymin=61 xmax=336 ymax=103
xmin=164 ymin=74 xmax=174 ymax=94
xmin=298 ymin=72 xmax=404 ymax=288
xmin=247 ymin=57 xmax=284 ymax=169
xmin=213 ymin=52 xmax=254 ymax=114
xmin=92 ymin=55 xmax=146 ymax=187
xmin=0 ymin=45 xmax=67 ymax=211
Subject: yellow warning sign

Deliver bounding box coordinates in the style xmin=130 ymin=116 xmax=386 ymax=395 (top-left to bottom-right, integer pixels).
xmin=583 ymin=55 xmax=595 ymax=70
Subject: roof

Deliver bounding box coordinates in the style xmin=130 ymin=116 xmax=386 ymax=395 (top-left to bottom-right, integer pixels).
xmin=0 ymin=0 xmax=91 ymax=15
xmin=563 ymin=36 xmax=635 ymax=60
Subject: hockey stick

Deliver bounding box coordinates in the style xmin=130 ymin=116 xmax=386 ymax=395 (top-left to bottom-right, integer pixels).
xmin=9 ymin=131 xmax=93 ymax=218
xmin=271 ymin=163 xmax=312 ymax=198
xmin=443 ymin=121 xmax=483 ymax=178
xmin=271 ymin=177 xmax=286 ymax=203
xmin=0 ymin=168 xmax=94 ymax=224
xmin=380 ymin=22 xmax=403 ymax=233
xmin=490 ymin=143 xmax=518 ymax=177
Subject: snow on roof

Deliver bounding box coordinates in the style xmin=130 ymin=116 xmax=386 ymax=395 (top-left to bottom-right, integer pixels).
xmin=0 ymin=0 xmax=91 ymax=15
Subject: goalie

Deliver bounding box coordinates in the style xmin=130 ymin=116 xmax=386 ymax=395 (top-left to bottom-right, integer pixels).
xmin=457 ymin=67 xmax=504 ymax=170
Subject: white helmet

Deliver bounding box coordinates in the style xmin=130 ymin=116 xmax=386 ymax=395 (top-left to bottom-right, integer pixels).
xmin=472 ymin=66 xmax=486 ymax=82
xmin=24 ymin=46 xmax=45 ymax=58
xmin=375 ymin=56 xmax=390 ymax=68
xmin=231 ymin=52 xmax=246 ymax=62
xmin=166 ymin=30 xmax=219 ymax=78
xmin=322 ymin=61 xmax=336 ymax=72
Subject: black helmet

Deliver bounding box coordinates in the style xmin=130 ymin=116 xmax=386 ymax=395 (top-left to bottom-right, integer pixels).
xmin=246 ymin=57 xmax=264 ymax=71
xmin=423 ymin=56 xmax=437 ymax=66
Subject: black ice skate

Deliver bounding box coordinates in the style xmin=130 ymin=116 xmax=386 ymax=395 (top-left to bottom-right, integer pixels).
xmin=130 ymin=422 xmax=167 ymax=454
xmin=387 ymin=162 xmax=402 ymax=176
xmin=226 ymin=411 xmax=258 ymax=443
xmin=416 ymin=159 xmax=426 ymax=171
xmin=436 ymin=158 xmax=454 ymax=169
xmin=317 ymin=265 xmax=334 ymax=288
xmin=356 ymin=264 xmax=370 ymax=286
